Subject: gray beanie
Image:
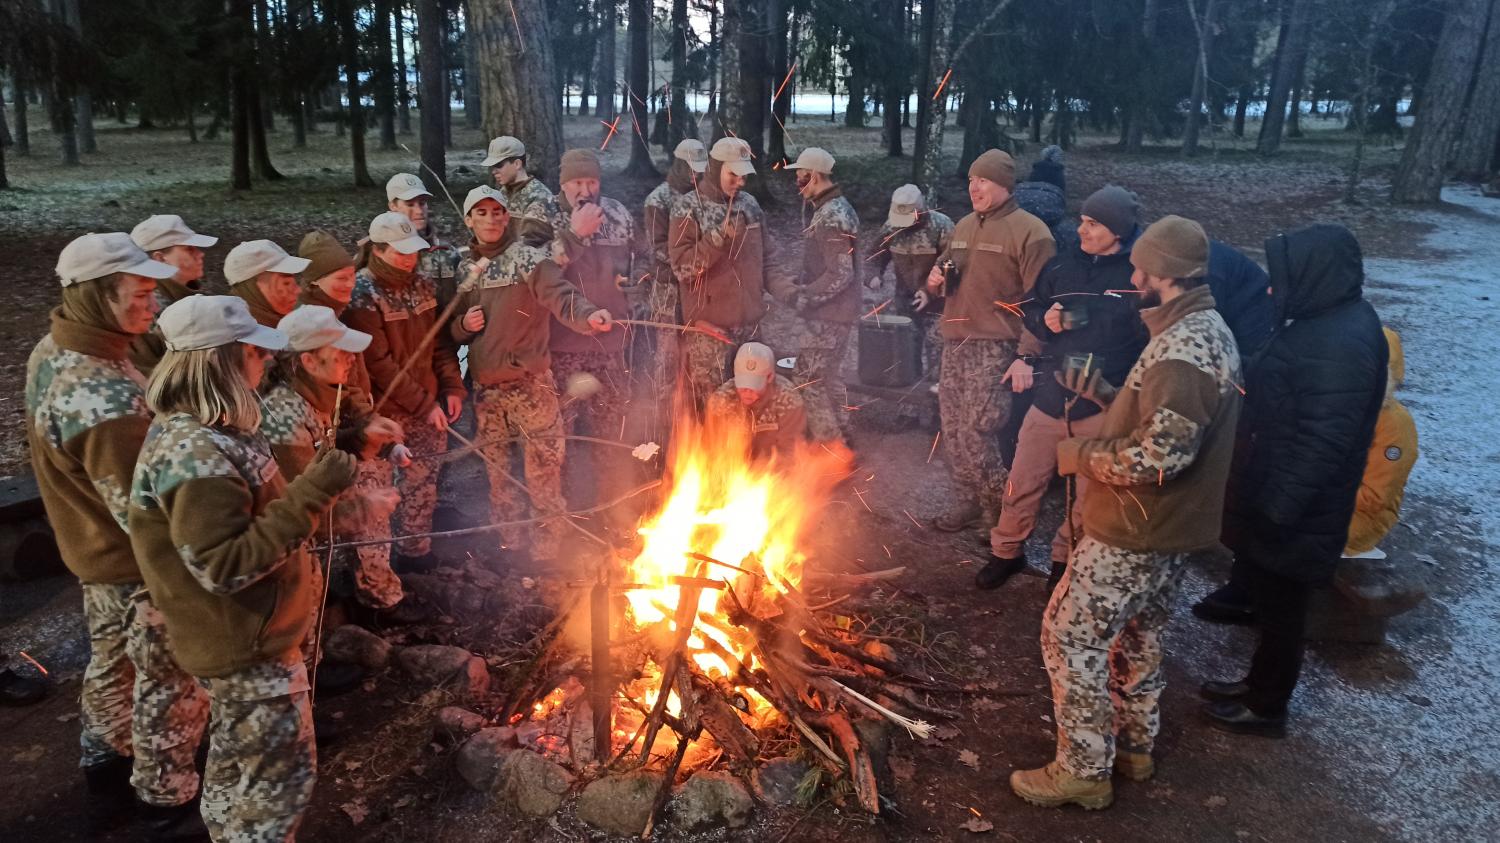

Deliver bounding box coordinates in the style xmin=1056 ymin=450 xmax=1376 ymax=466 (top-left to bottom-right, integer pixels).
xmin=1081 ymin=186 xmax=1140 ymax=239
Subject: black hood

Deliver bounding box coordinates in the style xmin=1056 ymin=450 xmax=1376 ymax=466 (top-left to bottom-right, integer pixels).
xmin=1265 ymin=223 xmax=1365 ymax=321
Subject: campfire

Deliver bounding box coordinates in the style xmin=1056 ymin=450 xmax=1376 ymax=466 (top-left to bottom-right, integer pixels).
xmin=493 ymin=418 xmax=962 ymax=829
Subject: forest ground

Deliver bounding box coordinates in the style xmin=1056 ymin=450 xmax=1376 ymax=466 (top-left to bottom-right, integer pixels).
xmin=1 ymin=111 xmax=1497 ymax=842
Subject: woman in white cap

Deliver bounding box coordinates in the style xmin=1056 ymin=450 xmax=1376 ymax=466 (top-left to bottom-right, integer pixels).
xmin=128 ymin=214 xmax=219 ymax=374
xmin=224 ymin=239 xmax=311 ymax=328
xmin=25 ymin=233 xmax=210 ymax=835
xmin=262 ymin=306 xmax=417 ymax=627
xmin=347 ymin=211 xmax=466 ymax=570
xmin=386 ymin=173 xmax=462 ymax=306
xmin=129 ymin=295 xmax=357 ymax=842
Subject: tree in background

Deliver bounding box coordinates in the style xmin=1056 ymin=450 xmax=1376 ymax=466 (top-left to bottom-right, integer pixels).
xmin=471 ymin=0 xmax=566 ymax=183
xmin=622 ymin=0 xmax=657 ymax=176
xmin=1452 ymin=0 xmax=1500 ymax=183
xmin=1393 ymin=0 xmax=1492 ymax=201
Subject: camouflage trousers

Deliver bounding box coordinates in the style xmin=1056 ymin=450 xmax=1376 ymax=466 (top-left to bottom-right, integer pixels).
xmin=474 ymin=375 xmax=567 ymax=560
xmin=680 ymin=326 xmax=753 ymax=415
xmin=1040 ymin=536 xmax=1189 ymax=781
xmin=938 ymin=339 xmax=1016 ymax=509
xmin=790 ymin=321 xmax=852 ymax=443
xmin=389 ymin=410 xmax=448 ymax=557
xmin=345 ymin=459 xmax=404 ymax=609
xmin=201 ymin=657 xmax=316 ymax=843
xmin=79 ymin=582 xmax=209 ymax=806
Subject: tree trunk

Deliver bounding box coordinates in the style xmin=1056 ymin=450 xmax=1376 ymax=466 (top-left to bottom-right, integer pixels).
xmin=472 ymin=0 xmax=568 ymax=183
xmin=254 ymin=0 xmax=275 ymax=132
xmin=375 ymin=0 xmax=399 ymax=150
xmin=1286 ymin=46 xmax=1309 ymax=138
xmin=880 ymin=0 xmax=905 ymax=157
xmin=845 ymin=64 xmax=866 ymax=128
xmin=1233 ymin=82 xmax=1249 ymax=138
xmin=739 ymin=0 xmax=770 ymax=164
xmin=618 ymin=0 xmax=657 ymax=175
xmin=911 ymin=0 xmax=954 ymax=192
xmin=597 ymin=0 xmax=617 ymax=123
xmin=1258 ymin=0 xmax=1312 ymax=155
xmin=1182 ymin=0 xmax=1219 ymax=156
xmin=705 ymin=1 xmax=720 ymax=119
xmin=336 ymin=0 xmax=376 ymax=187
xmin=396 ymin=2 xmax=413 ymax=134
xmin=1453 ymin=0 xmax=1500 ymax=181
xmin=58 ymin=0 xmax=96 ymax=154
xmin=1346 ymin=0 xmax=1399 ymax=201
xmin=229 ymin=0 xmax=253 ymax=188
xmin=719 ymin=0 xmax=745 ymax=142
xmin=12 ymin=70 xmax=30 ymax=155
xmin=669 ymin=0 xmax=693 ymax=148
xmin=417 ymin=0 xmax=447 ymax=184
xmin=1123 ymin=0 xmax=1160 ymax=152
xmin=767 ymin=0 xmax=790 ymax=163
xmin=1393 ymin=0 xmax=1492 ymax=201
xmin=248 ymin=78 xmax=284 ymax=180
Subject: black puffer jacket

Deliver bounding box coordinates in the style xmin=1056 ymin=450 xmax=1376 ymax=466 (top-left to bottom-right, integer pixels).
xmin=1223 ymin=224 xmax=1388 ymax=584
xmin=1020 ymin=234 xmax=1148 ymax=421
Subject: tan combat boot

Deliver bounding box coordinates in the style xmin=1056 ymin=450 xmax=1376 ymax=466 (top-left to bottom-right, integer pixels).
xmin=1009 ymin=762 xmax=1113 ymax=809
xmin=1115 ymin=750 xmax=1155 ymax=782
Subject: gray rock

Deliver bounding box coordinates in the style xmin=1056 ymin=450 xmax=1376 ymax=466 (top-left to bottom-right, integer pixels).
xmin=395 ymin=644 xmax=490 ymax=699
xmin=575 ymin=769 xmax=664 ymax=836
xmin=455 ymin=727 xmax=518 ymax=791
xmin=752 ymin=757 xmax=810 ymax=806
xmin=434 ymin=706 xmax=487 ymax=745
xmin=673 ymin=771 xmax=753 ymax=830
xmin=323 ymin=625 xmax=391 ymax=669
xmin=495 ymin=750 xmax=575 ymax=817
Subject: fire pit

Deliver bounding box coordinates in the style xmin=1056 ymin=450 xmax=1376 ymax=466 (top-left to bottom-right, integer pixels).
xmin=483 ymin=418 xmax=962 ymax=834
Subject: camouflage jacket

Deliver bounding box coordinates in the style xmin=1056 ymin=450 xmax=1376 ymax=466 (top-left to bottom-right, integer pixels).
xmin=1058 ymin=285 xmax=1243 ymax=554
xmin=346 ymin=262 xmax=466 ymax=417
xmin=871 ymin=211 xmax=955 ymax=295
xmin=25 ymin=311 xmax=152 ymax=584
xmin=668 ymin=184 xmax=774 ymax=330
xmin=706 ymin=375 xmax=807 ymax=457
xmin=643 ymin=181 xmax=679 ymax=272
xmin=773 ymin=186 xmax=861 ymax=324
xmin=504 ymin=176 xmax=558 ymax=248
xmin=129 ymin=412 xmax=335 ymax=677
xmin=418 ymin=226 xmax=462 ymax=308
xmin=549 ymin=194 xmax=635 ymax=354
xmin=452 ymin=241 xmax=601 ymax=385
xmin=260 ymin=377 xmax=377 ymax=538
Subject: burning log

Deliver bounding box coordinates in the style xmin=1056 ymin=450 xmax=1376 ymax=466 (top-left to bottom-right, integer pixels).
xmin=805 ymin=711 xmax=881 ymax=814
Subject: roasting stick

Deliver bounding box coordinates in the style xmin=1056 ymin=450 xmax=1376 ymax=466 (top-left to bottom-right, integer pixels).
xmin=445 ymin=427 xmax=609 ymax=547
xmin=310 ymin=382 xmax=345 ymax=704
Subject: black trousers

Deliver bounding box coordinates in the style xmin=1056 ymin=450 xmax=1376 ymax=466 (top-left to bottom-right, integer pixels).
xmin=1242 ymin=559 xmax=1313 ymax=717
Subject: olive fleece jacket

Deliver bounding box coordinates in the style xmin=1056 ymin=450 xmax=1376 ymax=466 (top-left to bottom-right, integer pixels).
xmin=25 ymin=309 xmax=152 ymax=584
xmin=668 ymin=179 xmax=776 ymax=331
xmin=933 ymin=197 xmax=1056 ymax=352
xmin=129 ymin=413 xmax=342 ymax=677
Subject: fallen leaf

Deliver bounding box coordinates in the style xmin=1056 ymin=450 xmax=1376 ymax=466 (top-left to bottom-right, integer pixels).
xmin=341 ymin=799 xmax=368 ymax=825
xmin=958 ymin=749 xmax=981 ymax=770
xmin=393 ymin=794 xmax=416 ymax=809
xmin=960 ymin=816 xmax=994 ymax=833
xmin=55 ymin=712 xmax=79 ymax=723
xmin=932 ymin=725 xmax=960 ymax=741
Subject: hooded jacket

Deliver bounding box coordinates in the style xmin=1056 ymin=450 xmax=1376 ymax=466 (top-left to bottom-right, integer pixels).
xmin=1224 ymin=224 xmax=1388 ymax=583
xmin=1021 ymin=234 xmax=1149 ymax=422
xmin=26 ymin=304 xmax=152 ymax=584
xmin=1345 ymin=328 xmax=1418 ymax=553
xmin=1207 ymin=240 xmax=1276 ymax=366
xmin=668 ymin=161 xmax=775 ymax=330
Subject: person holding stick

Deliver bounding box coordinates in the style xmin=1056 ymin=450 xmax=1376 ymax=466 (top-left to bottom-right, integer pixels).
xmin=129 ymin=295 xmax=357 ymax=841
xmin=451 ymin=186 xmax=614 ymax=563
xmin=385 ymin=173 xmax=462 ymax=308
xmin=346 ymin=212 xmax=466 ymax=571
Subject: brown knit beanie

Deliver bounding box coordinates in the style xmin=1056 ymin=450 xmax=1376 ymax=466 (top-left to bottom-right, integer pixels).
xmin=560 ymin=148 xmax=603 ymax=184
xmin=968 ymin=149 xmax=1017 ymax=191
xmin=1131 ymin=215 xmax=1209 ymax=279
xmin=298 ymin=230 xmax=354 ymax=288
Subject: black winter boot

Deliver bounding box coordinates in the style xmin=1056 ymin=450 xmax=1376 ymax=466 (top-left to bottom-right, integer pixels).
xmin=975 ymin=554 xmax=1026 ymax=590
xmin=83 ymin=753 xmax=136 ymax=833
xmin=140 ymin=800 xmax=210 ymax=842
xmin=1191 ymin=583 xmax=1256 ymax=625
xmin=0 ymin=667 xmax=47 ymax=706
xmin=1201 ymin=700 xmax=1287 ymax=738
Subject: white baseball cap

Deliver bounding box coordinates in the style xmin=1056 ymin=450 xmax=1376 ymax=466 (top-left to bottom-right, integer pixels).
xmin=385 ymin=173 xmax=432 ymax=203
xmin=709 ymin=137 xmax=756 ymax=177
xmin=786 ymin=147 xmax=835 ymax=175
xmin=224 ymin=240 xmax=311 ymax=285
xmin=481 ymin=135 xmax=526 ymax=167
xmin=463 ymin=185 xmax=510 ymax=216
xmin=673 ymin=138 xmax=709 ymax=173
xmin=368 ymin=212 xmax=430 ymax=254
xmin=158 ymin=295 xmax=287 ymax=352
xmin=130 ymin=215 xmax=219 ymax=252
xmin=55 ymin=233 xmax=179 ymax=288
xmin=278 ymin=305 xmax=372 ymax=353
xmin=734 ymin=342 xmax=776 ymax=392
xmin=887 ymin=184 xmax=925 ymax=228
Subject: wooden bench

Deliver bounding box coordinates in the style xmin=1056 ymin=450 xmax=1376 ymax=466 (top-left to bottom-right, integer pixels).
xmin=0 ymin=474 xmax=65 ymax=581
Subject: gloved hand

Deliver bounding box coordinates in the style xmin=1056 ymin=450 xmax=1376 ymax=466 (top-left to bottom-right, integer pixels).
xmin=1055 ymin=367 xmax=1117 ymax=408
xmin=303 ymin=447 xmax=357 ymax=495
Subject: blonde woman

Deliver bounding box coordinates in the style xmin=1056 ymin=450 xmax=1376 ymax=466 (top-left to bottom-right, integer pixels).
xmin=129 ymin=295 xmax=357 ymax=842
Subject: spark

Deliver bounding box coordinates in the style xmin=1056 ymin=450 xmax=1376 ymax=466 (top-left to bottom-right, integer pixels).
xmin=852 ymin=487 xmax=873 ymax=512
xmin=599 ymin=116 xmax=623 ymax=150
xmin=792 ymin=378 xmax=821 ymax=391
xmin=932 ymin=68 xmax=954 ymax=101
xmin=771 ymin=110 xmax=796 ymax=146
xmin=901 ymin=509 xmax=924 ymax=529
xmin=927 ymin=430 xmax=942 ymax=463
xmin=883 ymin=544 xmax=894 ymax=558
xmin=1158 ymin=468 xmax=1164 ymax=486
xmin=862 ymin=298 xmax=893 ymax=319
xmin=864 ymin=248 xmax=890 ymax=263
xmin=18 ymin=651 xmax=46 ymax=676
xmin=773 ymin=61 xmax=799 ymax=102
xmin=1232 ymin=381 xmax=1246 ymax=395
